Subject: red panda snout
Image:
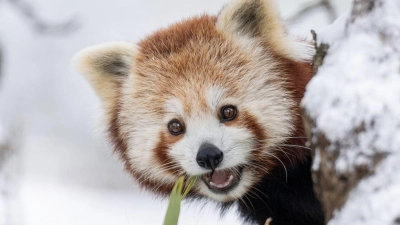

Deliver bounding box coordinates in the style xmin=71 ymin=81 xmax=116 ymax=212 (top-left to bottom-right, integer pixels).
xmin=196 ymin=143 xmax=224 ymax=170
xmin=160 ymin=95 xmax=285 ymax=202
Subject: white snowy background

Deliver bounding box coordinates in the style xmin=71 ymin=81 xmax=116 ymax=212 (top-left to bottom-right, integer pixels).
xmin=0 ymin=0 xmax=350 ymax=224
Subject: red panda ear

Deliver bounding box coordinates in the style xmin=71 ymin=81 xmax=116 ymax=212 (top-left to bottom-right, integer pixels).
xmin=73 ymin=42 xmax=137 ymax=107
xmin=216 ymin=0 xmax=313 ymax=61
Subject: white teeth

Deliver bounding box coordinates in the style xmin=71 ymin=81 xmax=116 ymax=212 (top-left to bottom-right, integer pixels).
xmin=209 ymin=175 xmax=234 ymax=188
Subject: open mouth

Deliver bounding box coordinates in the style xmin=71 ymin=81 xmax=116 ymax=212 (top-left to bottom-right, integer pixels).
xmin=201 ymin=166 xmax=244 ymax=193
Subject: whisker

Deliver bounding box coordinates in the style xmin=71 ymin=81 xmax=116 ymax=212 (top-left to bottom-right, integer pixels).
xmin=243 ymin=195 xmax=256 ymax=213
xmin=238 ymin=197 xmax=252 ymax=213
xmin=276 ymin=144 xmax=312 ymax=150
xmin=247 ymin=190 xmax=269 ymax=209
xmin=267 ymin=136 xmax=308 ymax=139
xmin=264 ymin=152 xmax=288 ymax=183
xmin=251 ymin=186 xmax=270 ymax=200
xmin=246 ymin=162 xmax=269 ymax=174
xmin=275 ymin=146 xmax=294 ymax=168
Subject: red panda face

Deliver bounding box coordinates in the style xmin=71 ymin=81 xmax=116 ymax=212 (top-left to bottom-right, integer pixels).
xmin=119 ymin=18 xmax=296 ymax=202
xmin=74 ymin=0 xmax=313 ymax=203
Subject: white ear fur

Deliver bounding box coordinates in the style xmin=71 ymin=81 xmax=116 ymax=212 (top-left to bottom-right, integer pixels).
xmin=216 ymin=0 xmax=313 ymax=61
xmin=73 ymin=41 xmax=137 ymax=106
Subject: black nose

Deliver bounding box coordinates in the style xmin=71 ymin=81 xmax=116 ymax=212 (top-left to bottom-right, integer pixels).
xmin=196 ymin=143 xmax=223 ymax=170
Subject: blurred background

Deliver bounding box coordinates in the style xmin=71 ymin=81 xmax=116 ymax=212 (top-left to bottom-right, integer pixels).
xmin=0 ymin=0 xmax=350 ymax=224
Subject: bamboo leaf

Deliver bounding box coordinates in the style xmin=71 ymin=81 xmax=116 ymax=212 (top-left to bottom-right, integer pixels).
xmin=182 ymin=176 xmax=197 ymax=199
xmin=163 ymin=176 xmax=197 ymax=225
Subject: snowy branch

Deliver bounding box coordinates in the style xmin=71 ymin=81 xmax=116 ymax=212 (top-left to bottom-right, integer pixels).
xmin=302 ymin=0 xmax=400 ymax=224
xmin=7 ymin=0 xmax=79 ymax=34
xmin=311 ymin=30 xmax=329 ymax=76
xmin=289 ymin=0 xmax=337 ymax=23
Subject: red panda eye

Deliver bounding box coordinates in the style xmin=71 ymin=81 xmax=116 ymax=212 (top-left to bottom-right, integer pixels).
xmin=168 ymin=119 xmax=185 ymax=135
xmin=220 ymin=105 xmax=237 ymax=121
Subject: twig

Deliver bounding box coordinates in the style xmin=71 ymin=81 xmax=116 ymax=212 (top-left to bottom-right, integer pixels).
xmin=265 ymin=218 xmax=273 ymax=225
xmin=289 ymin=0 xmax=338 ymax=23
xmin=7 ymin=0 xmax=80 ymax=35
xmin=311 ymin=30 xmax=329 ymax=76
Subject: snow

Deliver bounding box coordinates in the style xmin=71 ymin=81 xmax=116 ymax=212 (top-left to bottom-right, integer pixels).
xmin=302 ymin=0 xmax=400 ymax=224
xmin=329 ymin=155 xmax=400 ymax=225
xmin=0 ymin=124 xmax=4 ymax=145
xmin=20 ymin=180 xmax=241 ymax=225
xmin=0 ymin=122 xmax=21 ymax=225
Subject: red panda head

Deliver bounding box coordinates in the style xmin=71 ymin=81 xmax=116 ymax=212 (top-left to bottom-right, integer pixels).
xmin=74 ymin=0 xmax=313 ymax=203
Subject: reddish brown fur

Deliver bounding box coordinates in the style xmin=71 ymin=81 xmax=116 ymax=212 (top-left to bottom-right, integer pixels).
xmin=107 ymin=14 xmax=312 ymax=197
xmin=139 ymin=15 xmax=218 ymax=60
xmin=240 ymin=110 xmax=280 ymax=177
xmin=134 ymin=15 xmax=249 ymax=117
xmin=109 ymin=14 xmax=311 ymax=195
xmin=277 ymin=58 xmax=313 ymax=165
xmin=108 ymin=90 xmax=175 ymax=196
xmin=154 ymin=132 xmax=182 ymax=176
xmin=107 ymin=16 xmax=227 ymax=196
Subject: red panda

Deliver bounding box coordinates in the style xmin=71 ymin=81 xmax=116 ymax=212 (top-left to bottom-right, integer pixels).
xmin=74 ymin=0 xmax=324 ymax=224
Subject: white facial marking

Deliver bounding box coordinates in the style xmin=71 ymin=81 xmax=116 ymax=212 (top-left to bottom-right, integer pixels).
xmin=206 ymin=86 xmax=225 ymax=111
xmin=164 ymin=98 xmax=185 ymax=121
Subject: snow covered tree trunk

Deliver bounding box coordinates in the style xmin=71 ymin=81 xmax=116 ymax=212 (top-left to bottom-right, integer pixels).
xmin=302 ymin=0 xmax=400 ymax=224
